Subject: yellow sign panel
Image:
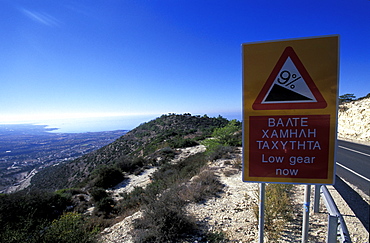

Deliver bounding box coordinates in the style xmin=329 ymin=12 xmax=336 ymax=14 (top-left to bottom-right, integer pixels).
xmin=242 ymin=35 xmax=339 ymax=184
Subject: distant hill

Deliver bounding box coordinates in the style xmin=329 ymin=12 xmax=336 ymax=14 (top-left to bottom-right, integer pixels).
xmin=28 ymin=114 xmax=229 ymax=191
xmin=0 ymin=127 xmax=127 ymax=193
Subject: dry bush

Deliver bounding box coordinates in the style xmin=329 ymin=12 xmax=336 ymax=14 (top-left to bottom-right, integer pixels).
xmin=252 ymin=183 xmax=293 ymax=241
xmin=132 ymin=188 xmax=196 ymax=243
xmin=206 ymin=145 xmax=235 ymax=161
xmin=131 ymin=160 xmax=224 ymax=242
xmin=128 ymin=153 xmax=225 ymax=242
xmin=179 ymin=168 xmax=224 ymax=203
xmin=232 ymin=156 xmax=242 ymax=169
xmin=222 ymin=168 xmax=239 ymax=177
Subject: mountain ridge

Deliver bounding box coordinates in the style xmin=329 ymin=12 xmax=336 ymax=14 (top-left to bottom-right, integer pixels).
xmin=28 ymin=113 xmax=229 ymax=191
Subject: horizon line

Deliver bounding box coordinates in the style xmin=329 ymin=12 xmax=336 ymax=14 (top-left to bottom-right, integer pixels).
xmin=0 ymin=111 xmax=242 ymax=125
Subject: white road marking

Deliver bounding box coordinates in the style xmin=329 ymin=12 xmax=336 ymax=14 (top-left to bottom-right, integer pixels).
xmin=336 ymin=162 xmax=370 ymax=183
xmin=338 ymin=145 xmax=370 ymax=157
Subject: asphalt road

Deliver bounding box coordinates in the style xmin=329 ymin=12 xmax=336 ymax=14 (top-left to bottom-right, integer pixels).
xmin=336 ymin=139 xmax=370 ymax=197
xmin=335 ymin=139 xmax=370 ymax=233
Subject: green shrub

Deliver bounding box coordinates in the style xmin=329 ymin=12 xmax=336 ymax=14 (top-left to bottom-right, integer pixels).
xmin=202 ymin=119 xmax=242 ymax=158
xmin=114 ymin=156 xmax=147 ymax=174
xmin=42 ymin=212 xmax=96 ymax=243
xmin=0 ymin=190 xmax=71 ymax=243
xmin=95 ymin=197 xmax=115 ymax=215
xmin=89 ymin=187 xmax=108 ymax=202
xmin=0 ymin=227 xmax=31 ymax=243
xmin=339 ymin=93 xmax=356 ymax=104
xmin=204 ymin=231 xmax=228 ymax=243
xmin=158 ymin=147 xmax=177 ymax=161
xmin=211 ymin=119 xmax=242 ymax=147
xmin=55 ymin=188 xmax=84 ymax=198
xmin=117 ymin=186 xmax=146 ymax=213
xmin=169 ymin=136 xmax=199 ymax=148
xmin=202 ymin=120 xmax=242 ymax=150
xmin=90 ymin=165 xmax=125 ymax=189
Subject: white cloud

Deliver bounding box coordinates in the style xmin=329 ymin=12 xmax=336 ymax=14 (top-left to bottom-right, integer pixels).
xmin=21 ymin=8 xmax=60 ymax=27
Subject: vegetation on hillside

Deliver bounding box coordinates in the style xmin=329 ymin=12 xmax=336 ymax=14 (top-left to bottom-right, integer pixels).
xmin=0 ymin=190 xmax=97 ymax=243
xmin=1 ymin=113 xmax=239 ymax=242
xmin=202 ymin=119 xmax=242 ymax=161
xmin=29 ymin=113 xmax=229 ymax=191
xmin=339 ymin=93 xmax=370 ymax=104
xmin=1 ymin=111 xmax=327 ymax=242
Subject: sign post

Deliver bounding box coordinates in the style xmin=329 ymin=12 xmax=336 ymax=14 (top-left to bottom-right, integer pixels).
xmin=258 ymin=183 xmax=265 ymax=243
xmin=302 ymin=185 xmax=311 ymax=242
xmin=242 ymin=35 xmax=339 ymax=241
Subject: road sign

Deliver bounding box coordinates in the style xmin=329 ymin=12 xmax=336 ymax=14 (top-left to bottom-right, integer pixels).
xmin=253 ymin=46 xmax=327 ymax=110
xmin=243 ymin=35 xmax=339 ymax=184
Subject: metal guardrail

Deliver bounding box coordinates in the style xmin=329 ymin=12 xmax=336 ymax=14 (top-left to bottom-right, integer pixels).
xmin=315 ymin=185 xmax=352 ymax=243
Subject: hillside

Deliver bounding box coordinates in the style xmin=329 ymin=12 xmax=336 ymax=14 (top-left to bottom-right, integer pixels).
xmin=28 ymin=114 xmax=229 ymax=191
xmin=1 ymin=107 xmax=369 ymax=242
xmin=0 ymin=114 xmax=240 ymax=243
xmin=338 ymin=97 xmax=370 ymax=142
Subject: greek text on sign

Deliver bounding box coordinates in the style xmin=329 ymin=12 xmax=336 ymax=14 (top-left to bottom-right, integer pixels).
xmin=243 ymin=35 xmax=339 ymax=184
xmin=253 ymin=47 xmax=327 ymax=110
xmin=249 ymin=115 xmax=330 ymax=179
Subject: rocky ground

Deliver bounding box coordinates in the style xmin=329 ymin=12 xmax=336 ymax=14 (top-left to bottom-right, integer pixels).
xmin=338 ymin=97 xmax=370 ymax=142
xmin=100 ymin=145 xmax=369 ymax=242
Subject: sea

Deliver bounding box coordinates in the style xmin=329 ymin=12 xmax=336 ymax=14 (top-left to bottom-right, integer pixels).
xmin=31 ymin=112 xmax=242 ymax=133
xmin=37 ymin=115 xmax=159 ymax=133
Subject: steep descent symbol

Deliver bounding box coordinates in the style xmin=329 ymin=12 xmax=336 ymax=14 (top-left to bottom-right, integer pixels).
xmin=253 ymin=46 xmax=327 ymax=110
xmin=264 ymin=57 xmax=316 ymax=102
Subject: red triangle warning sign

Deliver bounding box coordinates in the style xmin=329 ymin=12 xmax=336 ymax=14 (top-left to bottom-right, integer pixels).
xmin=253 ymin=46 xmax=327 ymax=110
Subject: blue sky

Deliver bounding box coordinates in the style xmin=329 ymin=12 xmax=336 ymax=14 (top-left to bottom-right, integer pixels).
xmin=1 ymin=0 xmax=369 ymax=124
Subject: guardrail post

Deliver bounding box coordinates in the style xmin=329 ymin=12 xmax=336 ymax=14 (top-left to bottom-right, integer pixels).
xmin=320 ymin=186 xmax=352 ymax=243
xmin=327 ymin=214 xmax=338 ymax=243
xmin=314 ymin=185 xmax=321 ymax=213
